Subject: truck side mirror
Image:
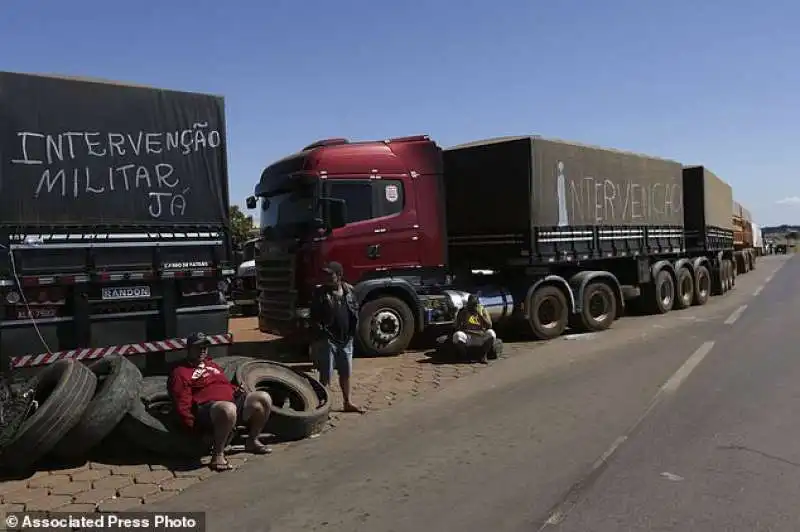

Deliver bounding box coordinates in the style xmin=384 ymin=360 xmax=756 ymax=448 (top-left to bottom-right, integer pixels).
xmin=322 ymin=198 xmax=347 ymax=229
xmin=246 ymin=196 xmax=257 ymax=210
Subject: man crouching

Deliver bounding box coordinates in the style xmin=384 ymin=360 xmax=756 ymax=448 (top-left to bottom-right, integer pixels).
xmin=169 ymin=332 xmax=273 ymax=471
xmin=452 ymin=295 xmax=497 ymax=364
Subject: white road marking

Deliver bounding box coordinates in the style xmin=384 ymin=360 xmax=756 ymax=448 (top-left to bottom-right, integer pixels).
xmin=660 ymin=341 xmax=716 ymax=394
xmin=765 ymin=275 xmax=773 ymax=283
xmin=541 ymin=340 xmax=716 ymax=529
xmin=724 ymin=305 xmax=748 ymax=325
xmin=753 ymin=285 xmax=764 ymax=296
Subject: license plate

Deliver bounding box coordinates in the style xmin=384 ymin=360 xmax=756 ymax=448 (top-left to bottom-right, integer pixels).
xmin=101 ymin=286 xmax=151 ymax=301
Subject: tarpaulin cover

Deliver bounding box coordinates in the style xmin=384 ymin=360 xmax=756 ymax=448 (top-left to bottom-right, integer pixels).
xmin=443 ymin=136 xmax=684 ymax=237
xmin=0 ymin=72 xmax=229 ymax=227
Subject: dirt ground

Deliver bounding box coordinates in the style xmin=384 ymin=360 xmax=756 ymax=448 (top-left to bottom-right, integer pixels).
xmin=0 ymin=317 xmax=498 ymax=514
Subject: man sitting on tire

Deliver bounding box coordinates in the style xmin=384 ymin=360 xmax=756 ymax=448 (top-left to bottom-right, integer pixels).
xmin=452 ymin=295 xmax=497 ymax=364
xmin=310 ymin=261 xmax=365 ymax=414
xmin=168 ymin=332 xmax=273 ymax=471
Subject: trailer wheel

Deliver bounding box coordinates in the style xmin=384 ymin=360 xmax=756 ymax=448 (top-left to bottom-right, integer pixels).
xmin=724 ymin=260 xmax=734 ymax=291
xmin=674 ymin=267 xmax=694 ymax=310
xmin=693 ymin=265 xmax=711 ymax=306
xmin=357 ymin=296 xmax=415 ymax=356
xmin=571 ymin=281 xmax=616 ymax=332
xmin=0 ymin=360 xmax=96 ymax=472
xmin=712 ymin=262 xmax=726 ymax=296
xmin=527 ymin=285 xmax=568 ymax=340
xmin=729 ymin=260 xmax=736 ymax=288
xmin=647 ymin=270 xmax=675 ymax=314
xmin=749 ymin=252 xmax=756 ymax=270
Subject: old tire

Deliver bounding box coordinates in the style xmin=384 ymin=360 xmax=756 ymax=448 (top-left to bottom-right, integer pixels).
xmin=648 ymin=270 xmax=675 ymax=314
xmin=674 ymin=267 xmax=695 ymax=310
xmin=357 ymin=296 xmax=415 ymax=356
xmin=572 ymin=281 xmax=617 ymax=332
xmin=693 ymin=265 xmax=711 ymax=306
xmin=236 ymin=361 xmax=331 ymax=440
xmin=528 ymin=285 xmax=569 ymax=340
xmin=116 ymin=376 xmax=208 ymax=458
xmin=214 ymin=356 xmax=255 ymax=382
xmin=51 ymin=355 xmax=143 ymax=459
xmin=0 ymin=360 xmax=96 ymax=472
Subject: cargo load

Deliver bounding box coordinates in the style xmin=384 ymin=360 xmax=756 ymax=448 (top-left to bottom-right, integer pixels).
xmin=443 ymin=136 xmax=684 ymax=265
xmin=682 ymin=166 xmax=734 ymax=252
xmin=0 ymin=72 xmax=233 ymax=373
xmin=0 ymin=72 xmax=229 ymax=227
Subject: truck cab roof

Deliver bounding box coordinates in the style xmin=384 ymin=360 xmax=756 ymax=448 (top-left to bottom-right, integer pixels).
xmin=255 ymin=135 xmax=442 ymax=196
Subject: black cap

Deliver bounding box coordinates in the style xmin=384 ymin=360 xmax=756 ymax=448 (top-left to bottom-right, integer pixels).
xmin=322 ymin=261 xmax=344 ymax=276
xmin=186 ymin=332 xmax=210 ymax=347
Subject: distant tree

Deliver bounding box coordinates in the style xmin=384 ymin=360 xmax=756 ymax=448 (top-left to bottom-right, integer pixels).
xmin=230 ymin=205 xmax=255 ymax=250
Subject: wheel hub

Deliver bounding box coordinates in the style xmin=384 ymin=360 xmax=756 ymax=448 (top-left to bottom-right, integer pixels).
xmin=372 ymin=309 xmax=401 ymax=343
xmin=588 ymin=292 xmax=609 ymax=321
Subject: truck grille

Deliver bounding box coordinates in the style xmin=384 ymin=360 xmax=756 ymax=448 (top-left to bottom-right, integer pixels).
xmin=256 ymin=253 xmax=296 ymax=324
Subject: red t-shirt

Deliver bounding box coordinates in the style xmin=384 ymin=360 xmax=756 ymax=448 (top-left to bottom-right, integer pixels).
xmin=168 ymin=358 xmax=236 ymax=429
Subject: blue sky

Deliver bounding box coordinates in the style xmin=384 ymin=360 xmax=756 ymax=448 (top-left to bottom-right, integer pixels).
xmin=2 ymin=0 xmax=798 ymax=226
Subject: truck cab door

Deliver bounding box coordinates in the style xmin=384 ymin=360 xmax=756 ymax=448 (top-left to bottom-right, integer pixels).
xmin=321 ymin=178 xmax=420 ymax=283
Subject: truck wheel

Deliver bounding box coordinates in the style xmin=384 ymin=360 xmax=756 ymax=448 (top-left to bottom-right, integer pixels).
xmin=729 ymin=260 xmax=736 ymax=288
xmin=674 ymin=267 xmax=694 ymax=310
xmin=712 ymin=262 xmax=726 ymax=296
xmin=693 ymin=265 xmax=711 ymax=306
xmin=571 ymin=281 xmax=617 ymax=332
xmin=725 ymin=260 xmax=735 ymax=291
xmin=528 ymin=285 xmax=568 ymax=340
xmin=647 ymin=270 xmax=675 ymax=314
xmin=357 ymin=297 xmax=415 ymax=356
xmin=749 ymin=253 xmax=756 ymax=270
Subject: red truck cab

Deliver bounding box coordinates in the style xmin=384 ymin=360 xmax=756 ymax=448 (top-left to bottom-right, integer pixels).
xmin=247 ymin=135 xmax=447 ymax=355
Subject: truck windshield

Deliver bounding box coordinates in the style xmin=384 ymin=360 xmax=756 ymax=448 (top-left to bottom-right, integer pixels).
xmin=259 ymin=188 xmax=317 ymax=231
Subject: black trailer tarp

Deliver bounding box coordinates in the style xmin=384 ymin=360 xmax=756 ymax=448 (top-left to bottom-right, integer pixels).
xmin=0 ymin=72 xmax=229 ymax=227
xmin=443 ymin=136 xmax=684 ymax=237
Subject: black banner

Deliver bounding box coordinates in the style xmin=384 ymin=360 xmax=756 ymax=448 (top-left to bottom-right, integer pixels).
xmin=0 ymin=72 xmax=229 ymax=227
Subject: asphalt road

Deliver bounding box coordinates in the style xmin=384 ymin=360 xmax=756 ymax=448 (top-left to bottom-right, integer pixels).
xmin=149 ymin=255 xmax=795 ymax=532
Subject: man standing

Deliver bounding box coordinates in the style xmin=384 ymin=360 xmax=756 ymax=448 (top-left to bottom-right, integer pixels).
xmin=452 ymin=295 xmax=496 ymax=364
xmin=168 ymin=332 xmax=273 ymax=471
xmin=309 ymin=262 xmax=364 ymax=413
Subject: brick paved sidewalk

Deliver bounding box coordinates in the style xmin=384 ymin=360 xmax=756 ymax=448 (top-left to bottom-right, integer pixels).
xmin=0 ymin=319 xmax=513 ymax=515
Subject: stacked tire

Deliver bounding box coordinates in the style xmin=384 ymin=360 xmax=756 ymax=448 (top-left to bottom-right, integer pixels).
xmin=0 ymin=355 xmax=330 ymax=472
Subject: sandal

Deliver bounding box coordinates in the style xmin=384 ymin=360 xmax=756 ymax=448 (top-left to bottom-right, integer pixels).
xmin=209 ymin=460 xmax=234 ymax=472
xmin=245 ymin=443 xmax=273 ymax=455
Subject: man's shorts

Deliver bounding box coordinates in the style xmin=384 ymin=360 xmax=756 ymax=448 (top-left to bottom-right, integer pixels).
xmin=312 ymin=337 xmax=354 ymax=384
xmin=194 ymin=391 xmax=247 ymax=431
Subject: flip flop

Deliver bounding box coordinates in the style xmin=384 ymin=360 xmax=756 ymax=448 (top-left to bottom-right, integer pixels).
xmin=247 ymin=446 xmax=273 ymax=455
xmin=209 ymin=460 xmax=234 ymax=472
xmin=343 ymin=404 xmax=365 ymax=414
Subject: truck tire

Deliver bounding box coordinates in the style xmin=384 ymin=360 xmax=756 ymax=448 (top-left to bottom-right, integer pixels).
xmin=0 ymin=359 xmax=96 ymax=472
xmin=357 ymin=296 xmax=415 ymax=356
xmin=571 ymin=281 xmax=617 ymax=332
xmin=729 ymin=260 xmax=736 ymax=288
xmin=214 ymin=356 xmax=255 ymax=382
xmin=528 ymin=285 xmax=568 ymax=340
xmin=674 ymin=267 xmax=694 ymax=310
xmin=724 ymin=260 xmax=734 ymax=291
xmin=749 ymin=252 xmax=756 ymax=270
xmin=712 ymin=262 xmax=726 ymax=296
xmin=693 ymin=265 xmax=711 ymax=306
xmin=52 ymin=355 xmax=143 ymax=459
xmin=116 ymin=376 xmax=209 ymax=458
xmin=647 ymin=270 xmax=675 ymax=314
xmin=236 ymin=361 xmax=331 ymax=440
